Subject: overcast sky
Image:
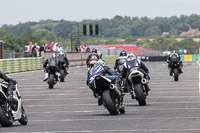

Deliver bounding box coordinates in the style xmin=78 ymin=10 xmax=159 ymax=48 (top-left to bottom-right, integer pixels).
xmin=1 ymin=0 xmax=200 ymax=25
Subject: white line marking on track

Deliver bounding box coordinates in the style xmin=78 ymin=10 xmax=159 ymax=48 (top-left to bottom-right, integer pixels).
xmin=197 ymin=61 xmax=200 ymax=94
xmin=21 ymin=95 xmax=200 ymax=101
xmin=4 ymin=129 xmax=200 ymax=133
xmin=26 ymin=107 xmax=200 ymax=114
xmin=29 ymin=116 xmax=200 ymax=122
xmin=24 ymin=101 xmax=200 ymax=107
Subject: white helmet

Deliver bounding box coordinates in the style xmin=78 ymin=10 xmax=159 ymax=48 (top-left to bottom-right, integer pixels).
xmin=59 ymin=51 xmax=64 ymax=55
xmin=127 ymin=53 xmax=136 ymax=60
xmin=52 ymin=53 xmax=56 ymax=57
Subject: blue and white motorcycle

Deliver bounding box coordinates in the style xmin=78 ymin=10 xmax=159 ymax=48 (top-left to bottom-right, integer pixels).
xmin=88 ymin=63 xmax=125 ymax=115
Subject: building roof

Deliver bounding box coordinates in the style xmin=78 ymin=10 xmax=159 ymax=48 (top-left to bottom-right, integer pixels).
xmin=0 ymin=40 xmax=5 ymax=44
xmin=179 ymin=28 xmax=200 ymax=37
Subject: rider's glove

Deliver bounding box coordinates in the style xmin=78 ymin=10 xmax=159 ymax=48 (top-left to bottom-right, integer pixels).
xmin=11 ymin=79 xmax=17 ymax=85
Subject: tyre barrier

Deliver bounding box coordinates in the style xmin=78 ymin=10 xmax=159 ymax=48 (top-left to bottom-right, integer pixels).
xmin=0 ymin=57 xmax=43 ymax=73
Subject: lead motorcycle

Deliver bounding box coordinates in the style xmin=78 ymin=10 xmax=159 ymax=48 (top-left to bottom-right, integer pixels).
xmin=0 ymin=81 xmax=28 ymax=127
xmin=127 ymin=67 xmax=149 ymax=106
xmin=88 ymin=63 xmax=125 ymax=115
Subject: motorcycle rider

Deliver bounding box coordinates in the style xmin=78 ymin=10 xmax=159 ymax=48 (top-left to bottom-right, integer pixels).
xmin=87 ymin=59 xmax=124 ymax=105
xmin=167 ymin=50 xmax=183 ymax=76
xmin=0 ymin=71 xmax=17 ymax=102
xmin=114 ymin=50 xmax=127 ymax=73
xmin=86 ymin=48 xmax=100 ymax=69
xmin=120 ymin=53 xmax=150 ymax=97
xmin=58 ymin=51 xmax=69 ymax=75
xmin=96 ymin=48 xmax=103 ymax=59
xmin=43 ymin=53 xmax=60 ymax=81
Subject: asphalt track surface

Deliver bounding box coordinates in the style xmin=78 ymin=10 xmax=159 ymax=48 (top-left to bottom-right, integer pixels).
xmin=0 ymin=62 xmax=200 ymax=133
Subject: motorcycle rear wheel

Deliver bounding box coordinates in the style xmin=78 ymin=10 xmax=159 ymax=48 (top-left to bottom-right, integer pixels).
xmin=134 ymin=83 xmax=146 ymax=106
xmin=0 ymin=105 xmax=13 ymax=127
xmin=102 ymin=90 xmax=118 ymax=115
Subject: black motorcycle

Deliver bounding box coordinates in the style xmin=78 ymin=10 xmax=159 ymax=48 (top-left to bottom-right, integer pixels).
xmin=59 ymin=62 xmax=68 ymax=82
xmin=47 ymin=66 xmax=58 ymax=89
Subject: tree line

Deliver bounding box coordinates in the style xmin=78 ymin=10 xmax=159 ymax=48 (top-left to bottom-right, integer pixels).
xmin=0 ymin=14 xmax=200 ymax=52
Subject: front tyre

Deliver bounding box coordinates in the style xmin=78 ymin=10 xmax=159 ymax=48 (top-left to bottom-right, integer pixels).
xmin=174 ymin=68 xmax=179 ymax=81
xmin=49 ymin=74 xmax=54 ymax=89
xmin=18 ymin=105 xmax=28 ymax=125
xmin=0 ymin=105 xmax=13 ymax=127
xmin=60 ymin=69 xmax=65 ymax=82
xmin=102 ymin=90 xmax=118 ymax=115
xmin=134 ymin=83 xmax=146 ymax=106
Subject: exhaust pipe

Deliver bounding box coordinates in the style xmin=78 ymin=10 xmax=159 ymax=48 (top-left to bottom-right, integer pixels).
xmin=141 ymin=78 xmax=147 ymax=84
xmin=110 ymin=84 xmax=123 ymax=97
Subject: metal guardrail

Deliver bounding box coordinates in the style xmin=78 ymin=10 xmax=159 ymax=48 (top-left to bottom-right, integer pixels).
xmin=0 ymin=57 xmax=42 ymax=73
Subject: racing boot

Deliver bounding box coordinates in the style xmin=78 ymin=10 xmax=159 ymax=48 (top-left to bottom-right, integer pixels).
xmin=130 ymin=90 xmax=135 ymax=99
xmin=179 ymin=69 xmax=183 ymax=74
xmin=144 ymin=83 xmax=150 ymax=96
xmin=97 ymin=96 xmax=103 ymax=106
xmin=43 ymin=73 xmax=48 ymax=81
xmin=170 ymin=71 xmax=173 ymax=76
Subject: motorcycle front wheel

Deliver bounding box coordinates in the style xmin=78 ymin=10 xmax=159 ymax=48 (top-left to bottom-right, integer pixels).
xmin=49 ymin=74 xmax=54 ymax=89
xmin=18 ymin=105 xmax=28 ymax=125
xmin=0 ymin=105 xmax=13 ymax=127
xmin=173 ymin=68 xmax=179 ymax=81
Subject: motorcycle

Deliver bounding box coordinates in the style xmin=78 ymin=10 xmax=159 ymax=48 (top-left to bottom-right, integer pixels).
xmin=169 ymin=60 xmax=182 ymax=81
xmin=47 ymin=66 xmax=58 ymax=89
xmin=59 ymin=62 xmax=68 ymax=82
xmin=0 ymin=81 xmax=28 ymax=127
xmin=88 ymin=64 xmax=125 ymax=115
xmin=127 ymin=67 xmax=148 ymax=106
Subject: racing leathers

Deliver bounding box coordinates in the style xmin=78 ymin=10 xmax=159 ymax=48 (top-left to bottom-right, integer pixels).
xmin=0 ymin=71 xmax=17 ymax=101
xmin=58 ymin=54 xmax=69 ymax=75
xmin=43 ymin=56 xmax=60 ymax=81
xmin=114 ymin=56 xmax=127 ymax=73
xmin=86 ymin=53 xmax=100 ymax=68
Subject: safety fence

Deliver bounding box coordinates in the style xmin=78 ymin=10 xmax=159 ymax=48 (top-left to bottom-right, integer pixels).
xmin=103 ymin=54 xmax=200 ymax=63
xmin=0 ymin=57 xmax=42 ymax=73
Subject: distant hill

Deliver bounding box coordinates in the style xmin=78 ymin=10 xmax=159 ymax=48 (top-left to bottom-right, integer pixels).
xmin=1 ymin=14 xmax=200 ymax=38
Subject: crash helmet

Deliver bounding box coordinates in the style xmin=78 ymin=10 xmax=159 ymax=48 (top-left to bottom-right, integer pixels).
xmin=120 ymin=50 xmax=127 ymax=56
xmin=52 ymin=53 xmax=56 ymax=57
xmin=59 ymin=51 xmax=64 ymax=55
xmin=92 ymin=48 xmax=97 ymax=53
xmin=127 ymin=53 xmax=136 ymax=61
xmin=172 ymin=50 xmax=177 ymax=53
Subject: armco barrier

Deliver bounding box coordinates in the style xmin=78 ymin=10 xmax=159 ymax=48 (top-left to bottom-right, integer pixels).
xmin=0 ymin=57 xmax=42 ymax=73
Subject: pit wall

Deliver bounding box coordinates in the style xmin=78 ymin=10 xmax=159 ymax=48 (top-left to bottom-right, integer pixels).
xmin=0 ymin=52 xmax=89 ymax=73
